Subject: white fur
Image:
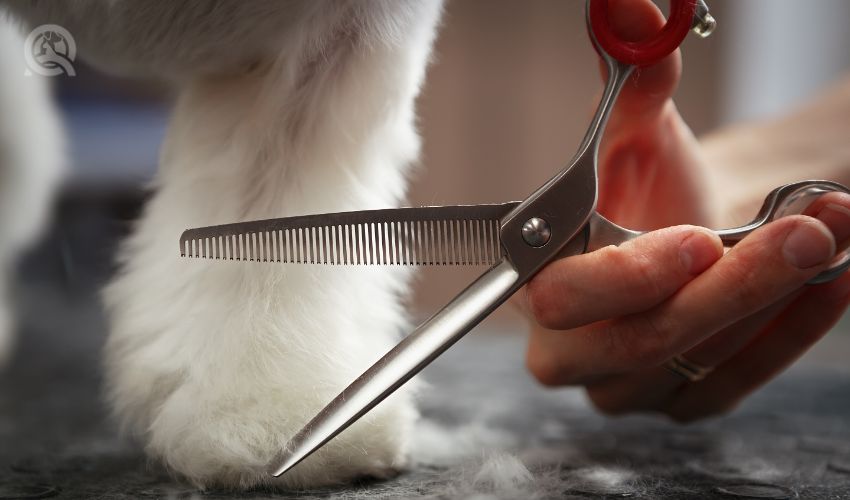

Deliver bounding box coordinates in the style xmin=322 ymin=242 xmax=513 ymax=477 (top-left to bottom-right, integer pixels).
xmin=1 ymin=0 xmax=444 ymax=489
xmin=472 ymin=453 xmax=534 ymax=494
xmin=0 ymin=19 xmax=65 ymax=365
xmin=100 ymin=1 xmax=441 ymax=489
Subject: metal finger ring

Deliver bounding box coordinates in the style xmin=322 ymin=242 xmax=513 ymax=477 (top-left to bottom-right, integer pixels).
xmin=665 ymin=354 xmax=714 ymax=382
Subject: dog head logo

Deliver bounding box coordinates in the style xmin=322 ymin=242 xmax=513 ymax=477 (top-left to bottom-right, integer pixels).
xmin=24 ymin=24 xmax=76 ymax=77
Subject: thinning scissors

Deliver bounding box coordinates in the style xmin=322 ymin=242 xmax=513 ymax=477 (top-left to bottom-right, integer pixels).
xmin=179 ymin=0 xmax=850 ymax=478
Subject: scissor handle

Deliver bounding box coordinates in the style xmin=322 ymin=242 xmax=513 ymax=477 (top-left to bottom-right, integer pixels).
xmin=588 ymin=0 xmax=698 ymax=67
xmin=586 ymin=180 xmax=850 ymax=285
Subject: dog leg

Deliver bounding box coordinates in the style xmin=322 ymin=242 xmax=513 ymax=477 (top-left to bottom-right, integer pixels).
xmin=103 ymin=2 xmax=443 ymax=488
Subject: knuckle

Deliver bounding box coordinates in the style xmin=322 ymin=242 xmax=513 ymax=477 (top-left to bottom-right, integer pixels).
xmin=719 ymin=261 xmax=766 ymax=309
xmin=608 ymin=315 xmax=674 ymax=371
xmin=627 ymin=250 xmax=666 ymax=300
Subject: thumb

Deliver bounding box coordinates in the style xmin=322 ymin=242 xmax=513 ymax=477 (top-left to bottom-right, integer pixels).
xmin=598 ymin=0 xmax=683 ymax=125
xmin=593 ymin=0 xmax=708 ymax=229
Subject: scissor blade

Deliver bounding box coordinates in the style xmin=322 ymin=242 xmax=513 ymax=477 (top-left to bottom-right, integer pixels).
xmin=267 ymin=259 xmax=522 ymax=477
xmin=179 ymin=203 xmax=518 ymax=266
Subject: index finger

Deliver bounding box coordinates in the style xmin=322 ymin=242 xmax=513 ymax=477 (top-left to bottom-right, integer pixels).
xmin=524 ymin=225 xmax=722 ymax=330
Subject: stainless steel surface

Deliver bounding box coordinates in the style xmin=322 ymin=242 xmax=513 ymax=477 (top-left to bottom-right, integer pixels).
xmin=179 ymin=204 xmax=514 ymax=266
xmin=268 ymin=2 xmax=642 ymax=476
xmin=185 ymin=6 xmax=726 ymax=476
xmin=585 ymin=212 xmax=643 ymax=251
xmin=712 ymin=180 xmax=849 ymax=244
xmin=496 ymin=51 xmax=633 ymax=279
xmin=183 ymin=0 xmax=826 ymax=480
xmin=268 ymin=260 xmax=522 ymax=477
xmin=264 ymin=1 xmax=717 ymax=477
xmin=521 ymin=217 xmax=552 ymax=247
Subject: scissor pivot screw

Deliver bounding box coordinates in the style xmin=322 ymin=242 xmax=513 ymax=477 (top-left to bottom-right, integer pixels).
xmin=522 ymin=217 xmax=551 ymax=247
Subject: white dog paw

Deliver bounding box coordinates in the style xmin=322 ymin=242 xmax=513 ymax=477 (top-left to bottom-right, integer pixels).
xmin=143 ymin=376 xmax=415 ymax=489
xmin=104 ymin=260 xmax=417 ymax=489
xmin=98 ymin=1 xmax=440 ymax=483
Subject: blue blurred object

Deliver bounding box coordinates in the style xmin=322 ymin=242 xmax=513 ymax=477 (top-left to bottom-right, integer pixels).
xmin=60 ymin=98 xmax=168 ymax=189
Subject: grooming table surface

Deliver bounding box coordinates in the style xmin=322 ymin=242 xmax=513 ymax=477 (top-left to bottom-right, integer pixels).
xmin=2 ymin=200 xmax=850 ymax=499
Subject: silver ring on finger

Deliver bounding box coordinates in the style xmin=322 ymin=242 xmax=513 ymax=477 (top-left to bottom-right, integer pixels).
xmin=664 ymin=354 xmax=714 ymax=382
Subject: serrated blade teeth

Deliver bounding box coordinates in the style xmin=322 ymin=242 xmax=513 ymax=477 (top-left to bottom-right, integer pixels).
xmin=180 ymin=216 xmax=505 ymax=266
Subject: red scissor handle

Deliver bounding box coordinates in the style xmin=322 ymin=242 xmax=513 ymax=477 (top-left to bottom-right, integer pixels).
xmin=588 ymin=0 xmax=697 ymax=67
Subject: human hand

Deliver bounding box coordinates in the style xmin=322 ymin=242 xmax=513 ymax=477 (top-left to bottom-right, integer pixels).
xmin=521 ymin=0 xmax=850 ymax=422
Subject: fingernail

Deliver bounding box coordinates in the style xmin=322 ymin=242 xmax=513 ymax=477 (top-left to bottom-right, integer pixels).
xmin=782 ymin=221 xmax=835 ymax=269
xmin=816 ymin=203 xmax=850 ymax=247
xmin=679 ymin=230 xmax=720 ymax=275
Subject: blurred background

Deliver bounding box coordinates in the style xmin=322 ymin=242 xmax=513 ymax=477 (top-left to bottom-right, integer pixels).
xmin=14 ymin=0 xmax=850 ymax=357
